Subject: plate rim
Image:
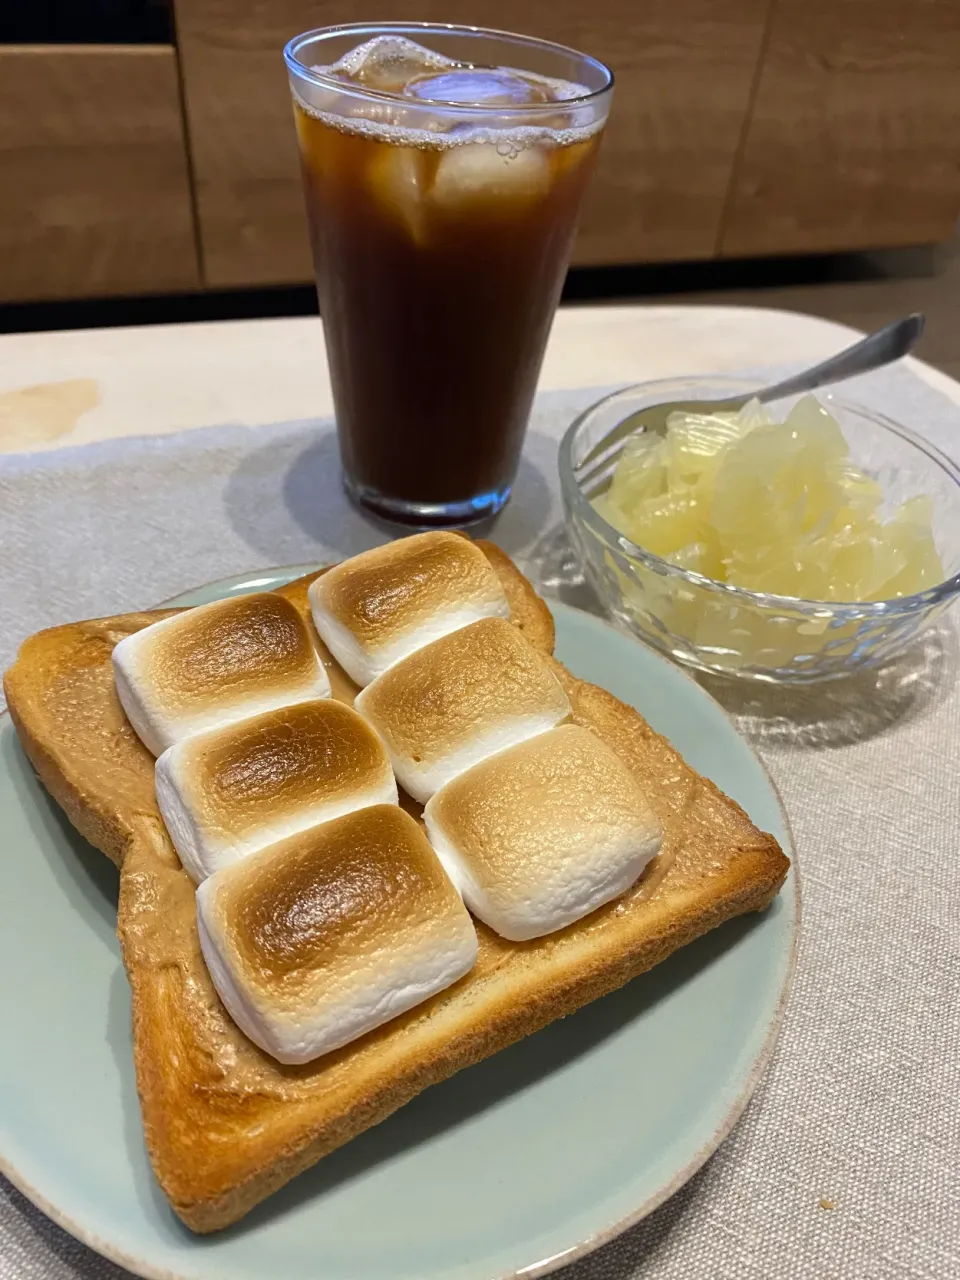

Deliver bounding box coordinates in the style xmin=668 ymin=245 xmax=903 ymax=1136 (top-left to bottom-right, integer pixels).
xmin=0 ymin=566 xmax=800 ymax=1280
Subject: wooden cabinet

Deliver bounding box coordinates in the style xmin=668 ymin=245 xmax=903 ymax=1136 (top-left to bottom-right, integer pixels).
xmin=173 ymin=0 xmax=772 ymax=287
xmin=563 ymin=0 xmax=771 ymax=267
xmin=172 ymin=0 xmax=313 ymax=287
xmin=0 ymin=2 xmax=958 ymax=300
xmin=0 ymin=46 xmax=199 ymax=302
xmin=720 ymin=0 xmax=960 ymax=257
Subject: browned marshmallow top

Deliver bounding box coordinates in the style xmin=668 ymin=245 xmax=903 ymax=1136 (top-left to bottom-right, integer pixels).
xmin=136 ymin=593 xmax=322 ymax=720
xmin=315 ymin=533 xmax=503 ymax=643
xmin=166 ymin=699 xmax=393 ymax=842
xmin=207 ymin=806 xmax=471 ymax=1002
xmin=358 ymin=617 xmax=567 ymax=763
xmin=354 ymin=617 xmax=570 ymax=802
xmin=426 ymin=724 xmax=661 ymax=905
xmin=308 ymin=532 xmax=510 ymax=689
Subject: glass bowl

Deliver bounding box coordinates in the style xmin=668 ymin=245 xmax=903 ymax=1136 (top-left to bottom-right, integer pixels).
xmin=558 ymin=376 xmax=960 ymax=682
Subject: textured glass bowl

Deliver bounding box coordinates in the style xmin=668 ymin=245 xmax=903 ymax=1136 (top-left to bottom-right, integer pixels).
xmin=559 ymin=376 xmax=960 ymax=682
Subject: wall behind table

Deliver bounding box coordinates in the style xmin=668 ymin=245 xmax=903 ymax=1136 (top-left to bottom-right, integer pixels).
xmin=1 ymin=2 xmax=958 ymax=301
xmin=0 ymin=45 xmax=199 ymax=302
xmin=173 ymin=0 xmax=773 ymax=287
xmin=720 ymin=0 xmax=960 ymax=257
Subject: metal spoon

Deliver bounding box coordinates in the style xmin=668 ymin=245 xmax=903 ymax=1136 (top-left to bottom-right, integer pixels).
xmin=575 ymin=312 xmax=926 ymax=491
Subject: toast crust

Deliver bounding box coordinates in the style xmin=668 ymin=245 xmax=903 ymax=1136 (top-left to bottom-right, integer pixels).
xmin=3 ymin=544 xmax=788 ymax=1232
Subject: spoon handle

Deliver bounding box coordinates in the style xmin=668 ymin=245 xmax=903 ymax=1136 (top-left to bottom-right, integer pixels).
xmin=574 ymin=312 xmax=927 ymax=482
xmin=748 ymin=312 xmax=926 ymax=407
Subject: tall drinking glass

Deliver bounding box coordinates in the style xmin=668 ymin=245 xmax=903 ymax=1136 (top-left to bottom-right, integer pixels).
xmin=284 ymin=23 xmax=613 ymax=525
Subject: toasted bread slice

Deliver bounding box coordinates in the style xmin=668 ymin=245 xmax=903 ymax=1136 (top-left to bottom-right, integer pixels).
xmin=3 ymin=543 xmax=789 ymax=1232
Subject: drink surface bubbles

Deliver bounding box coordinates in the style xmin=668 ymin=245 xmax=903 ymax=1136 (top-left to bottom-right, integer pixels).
xmin=299 ymin=35 xmax=596 ymax=151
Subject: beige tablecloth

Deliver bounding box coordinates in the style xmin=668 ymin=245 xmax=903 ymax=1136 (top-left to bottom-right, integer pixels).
xmin=1 ymin=368 xmax=958 ymax=1280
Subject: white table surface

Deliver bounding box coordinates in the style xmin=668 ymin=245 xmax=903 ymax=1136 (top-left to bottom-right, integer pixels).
xmin=2 ymin=303 xmax=959 ymax=1280
xmin=2 ymin=303 xmax=958 ymax=455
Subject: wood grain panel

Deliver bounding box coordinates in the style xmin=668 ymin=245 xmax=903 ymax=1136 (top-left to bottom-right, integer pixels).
xmin=173 ymin=0 xmax=771 ymax=286
xmin=0 ymin=46 xmax=199 ymax=301
xmin=721 ymin=0 xmax=960 ymax=257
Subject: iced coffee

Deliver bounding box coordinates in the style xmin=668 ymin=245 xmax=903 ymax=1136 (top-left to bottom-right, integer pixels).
xmin=285 ymin=26 xmax=612 ymax=524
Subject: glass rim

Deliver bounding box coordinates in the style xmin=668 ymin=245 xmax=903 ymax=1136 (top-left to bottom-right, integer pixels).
xmin=283 ymin=22 xmax=614 ymax=115
xmin=558 ymin=377 xmax=960 ymax=617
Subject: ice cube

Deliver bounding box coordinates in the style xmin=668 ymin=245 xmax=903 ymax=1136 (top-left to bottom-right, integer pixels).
xmin=403 ymin=68 xmax=551 ymax=107
xmin=430 ymin=141 xmax=551 ymax=209
xmin=367 ymin=145 xmax=427 ymax=244
xmin=330 ymin=35 xmax=454 ymax=94
xmin=345 ymin=98 xmax=408 ymax=132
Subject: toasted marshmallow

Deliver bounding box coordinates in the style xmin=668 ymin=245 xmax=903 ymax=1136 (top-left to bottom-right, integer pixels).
xmin=424 ymin=725 xmax=662 ymax=942
xmin=112 ymin=593 xmax=330 ymax=756
xmin=308 ymin=532 xmax=509 ymax=687
xmin=355 ymin=617 xmax=570 ymax=803
xmin=196 ymin=805 xmax=477 ymax=1064
xmin=155 ymin=699 xmax=397 ymax=883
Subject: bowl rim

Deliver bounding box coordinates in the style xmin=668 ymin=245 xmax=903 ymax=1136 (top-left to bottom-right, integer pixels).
xmin=558 ymin=376 xmax=960 ymax=617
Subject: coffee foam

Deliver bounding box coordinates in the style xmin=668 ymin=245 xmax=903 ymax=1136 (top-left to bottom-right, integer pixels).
xmin=293 ymin=88 xmax=603 ymax=152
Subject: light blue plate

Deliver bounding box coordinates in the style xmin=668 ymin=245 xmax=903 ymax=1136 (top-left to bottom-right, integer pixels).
xmin=0 ymin=568 xmax=797 ymax=1280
